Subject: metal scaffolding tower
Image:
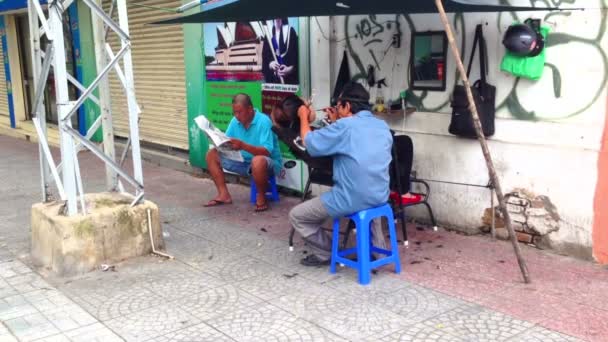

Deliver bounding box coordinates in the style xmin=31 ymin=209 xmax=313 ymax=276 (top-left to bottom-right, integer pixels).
xmin=28 ymin=0 xmax=144 ymax=216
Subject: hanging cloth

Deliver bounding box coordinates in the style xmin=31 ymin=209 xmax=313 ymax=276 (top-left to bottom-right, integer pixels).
xmin=500 ymin=25 xmax=550 ymax=81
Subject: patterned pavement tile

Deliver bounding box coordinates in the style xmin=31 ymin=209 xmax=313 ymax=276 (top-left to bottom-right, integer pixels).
xmin=64 ymin=323 xmax=124 ymax=342
xmin=68 ymin=287 xmax=160 ymax=322
xmin=28 ymin=334 xmax=71 ymax=342
xmin=270 ymin=285 xmax=410 ymax=340
xmin=177 ymin=284 xmax=263 ymax=321
xmin=3 ymin=313 xmax=59 ymax=342
xmin=376 ymin=285 xmax=468 ymax=324
xmin=159 ymin=207 xmax=204 ymax=225
xmin=202 ymin=255 xmax=277 ymax=283
xmin=0 ymin=248 xmax=14 ymax=263
xmin=376 ymin=322 xmax=465 ymax=342
xmin=56 ymin=273 xmax=140 ymax=300
xmin=60 ymin=260 xmax=223 ymax=320
xmin=0 ymin=322 xmax=18 ymax=342
xmin=162 ymin=228 xmax=244 ymax=272
xmin=423 ymin=304 xmax=534 ymax=341
xmin=247 ymin=247 xmax=341 ymax=284
xmin=135 ymin=268 xmax=224 ymax=302
xmin=323 ymin=271 xmax=411 ymax=298
xmin=244 ymin=241 xmax=302 ymax=269
xmin=0 ymin=278 xmax=17 ymax=299
xmin=106 ymin=304 xmax=200 ymax=342
xmin=507 ymin=326 xmax=583 ymax=342
xmin=283 ymin=262 xmax=341 ymax=284
xmin=0 ymin=294 xmax=37 ymax=321
xmin=151 ymin=323 xmax=235 ymax=342
xmin=235 ymin=270 xmax=314 ymax=301
xmin=5 ymin=273 xmax=51 ymax=295
xmin=40 ymin=305 xmax=98 ymax=333
xmin=207 ymin=303 xmax=346 ymax=342
xmin=324 ymin=274 xmax=467 ymax=325
xmin=168 ymin=219 xmax=278 ymax=255
xmin=0 ymin=260 xmax=32 ymax=279
xmin=89 ymin=258 xmax=223 ymax=298
xmin=22 ymin=289 xmax=73 ymax=314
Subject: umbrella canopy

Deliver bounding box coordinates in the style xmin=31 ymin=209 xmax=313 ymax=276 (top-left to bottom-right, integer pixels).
xmin=154 ymin=0 xmax=557 ymax=24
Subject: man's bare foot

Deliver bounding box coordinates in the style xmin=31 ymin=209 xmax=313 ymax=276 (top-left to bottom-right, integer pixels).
xmin=254 ymin=193 xmax=269 ymax=212
xmin=203 ymin=197 xmax=232 ymax=207
xmin=254 ymin=201 xmax=269 ymax=212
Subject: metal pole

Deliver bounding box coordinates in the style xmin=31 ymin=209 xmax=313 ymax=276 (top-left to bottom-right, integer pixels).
xmin=61 ymin=44 xmax=129 ymax=122
xmin=434 ymin=0 xmax=530 ymax=283
xmin=57 ymin=114 xmax=103 ymax=175
xmin=49 ymin=0 xmax=78 ymax=215
xmin=32 ymin=117 xmax=66 ymax=199
xmin=177 ymin=0 xmax=206 ymax=13
xmin=66 ymin=72 xmax=100 ymax=106
xmin=104 ymin=44 xmax=141 ymax=114
xmin=31 ymin=45 xmax=54 ymax=118
xmin=104 ymin=0 xmax=116 ymax=40
xmin=91 ymin=0 xmax=118 ymax=190
xmin=28 ymin=0 xmax=50 ymax=202
xmin=72 ymin=148 xmax=87 ymax=215
xmin=83 ymin=0 xmax=129 ymax=42
xmin=63 ymin=125 xmax=143 ymax=191
xmin=117 ymin=0 xmax=144 ymax=192
xmin=32 ymin=0 xmax=50 ymax=36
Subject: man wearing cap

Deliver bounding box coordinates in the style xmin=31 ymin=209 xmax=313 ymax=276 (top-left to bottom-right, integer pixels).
xmin=288 ymin=82 xmax=393 ymax=266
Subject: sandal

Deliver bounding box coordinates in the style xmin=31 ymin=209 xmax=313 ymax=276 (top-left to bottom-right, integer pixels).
xmin=254 ymin=202 xmax=269 ymax=212
xmin=300 ymin=254 xmax=330 ymax=267
xmin=203 ymin=199 xmax=232 ymax=207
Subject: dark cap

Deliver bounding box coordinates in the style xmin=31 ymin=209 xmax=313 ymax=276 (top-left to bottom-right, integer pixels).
xmin=338 ymin=82 xmax=370 ymax=104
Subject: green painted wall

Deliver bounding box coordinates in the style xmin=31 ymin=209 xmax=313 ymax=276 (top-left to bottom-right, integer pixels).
xmin=183 ymin=5 xmax=208 ymax=168
xmin=77 ymin=0 xmax=102 ymax=141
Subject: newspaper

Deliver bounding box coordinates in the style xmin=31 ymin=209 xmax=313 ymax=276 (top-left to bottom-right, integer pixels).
xmin=194 ymin=115 xmax=244 ymax=162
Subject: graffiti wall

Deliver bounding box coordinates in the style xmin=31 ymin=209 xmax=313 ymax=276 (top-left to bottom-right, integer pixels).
xmin=330 ymin=7 xmax=607 ymax=122
xmin=318 ymin=2 xmax=608 ymax=259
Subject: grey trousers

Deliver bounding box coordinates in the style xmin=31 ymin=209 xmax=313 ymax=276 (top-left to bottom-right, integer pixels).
xmin=288 ymin=197 xmax=387 ymax=260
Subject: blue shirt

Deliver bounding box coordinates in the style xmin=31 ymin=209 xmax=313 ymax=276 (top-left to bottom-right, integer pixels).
xmin=226 ymin=110 xmax=282 ymax=174
xmin=305 ymin=110 xmax=393 ymax=217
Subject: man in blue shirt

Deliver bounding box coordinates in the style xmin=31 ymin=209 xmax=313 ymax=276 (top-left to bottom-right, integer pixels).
xmin=204 ymin=94 xmax=282 ymax=211
xmin=289 ymin=82 xmax=393 ymax=266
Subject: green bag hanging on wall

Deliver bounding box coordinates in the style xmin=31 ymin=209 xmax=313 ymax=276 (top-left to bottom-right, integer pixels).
xmin=500 ymin=25 xmax=550 ymax=80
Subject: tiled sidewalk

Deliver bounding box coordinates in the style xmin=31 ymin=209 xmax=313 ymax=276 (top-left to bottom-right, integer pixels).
xmin=1 ymin=135 xmax=606 ymax=341
xmin=0 ymin=258 xmax=122 ymax=341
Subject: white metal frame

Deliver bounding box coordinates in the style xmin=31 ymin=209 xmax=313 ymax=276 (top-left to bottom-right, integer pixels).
xmin=28 ymin=0 xmax=144 ymax=216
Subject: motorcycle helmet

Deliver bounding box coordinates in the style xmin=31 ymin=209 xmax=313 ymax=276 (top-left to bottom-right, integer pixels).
xmin=502 ymin=19 xmax=544 ymax=57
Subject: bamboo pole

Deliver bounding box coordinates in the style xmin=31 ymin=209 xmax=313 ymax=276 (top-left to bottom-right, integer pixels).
xmin=434 ymin=0 xmax=531 ymax=283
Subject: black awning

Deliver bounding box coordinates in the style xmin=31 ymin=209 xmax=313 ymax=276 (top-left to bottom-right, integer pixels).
xmin=153 ymin=0 xmax=559 ymax=24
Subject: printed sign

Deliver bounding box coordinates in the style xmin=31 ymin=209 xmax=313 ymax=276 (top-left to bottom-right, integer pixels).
xmin=202 ymin=18 xmax=305 ymax=192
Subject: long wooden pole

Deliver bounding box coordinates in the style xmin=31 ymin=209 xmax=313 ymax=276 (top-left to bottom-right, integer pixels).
xmin=434 ymin=0 xmax=531 ymax=283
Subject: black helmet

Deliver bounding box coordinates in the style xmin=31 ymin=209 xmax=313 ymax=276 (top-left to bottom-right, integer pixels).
xmin=503 ymin=20 xmax=544 ymax=57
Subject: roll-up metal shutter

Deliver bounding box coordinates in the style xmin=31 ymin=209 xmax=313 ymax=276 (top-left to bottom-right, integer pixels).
xmin=104 ymin=0 xmax=187 ymax=149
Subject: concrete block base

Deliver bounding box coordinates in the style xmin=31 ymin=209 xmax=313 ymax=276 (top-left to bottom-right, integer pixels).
xmin=31 ymin=192 xmax=165 ymax=276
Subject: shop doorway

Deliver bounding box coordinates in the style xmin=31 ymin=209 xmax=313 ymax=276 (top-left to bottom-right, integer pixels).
xmin=15 ymin=12 xmax=79 ymax=127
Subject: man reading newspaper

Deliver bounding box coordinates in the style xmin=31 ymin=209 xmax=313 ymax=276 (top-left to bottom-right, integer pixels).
xmin=203 ymin=94 xmax=282 ymax=212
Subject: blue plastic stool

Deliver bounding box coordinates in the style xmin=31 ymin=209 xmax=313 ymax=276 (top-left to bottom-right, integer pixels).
xmin=330 ymin=203 xmax=401 ymax=285
xmin=250 ymin=175 xmax=280 ymax=204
